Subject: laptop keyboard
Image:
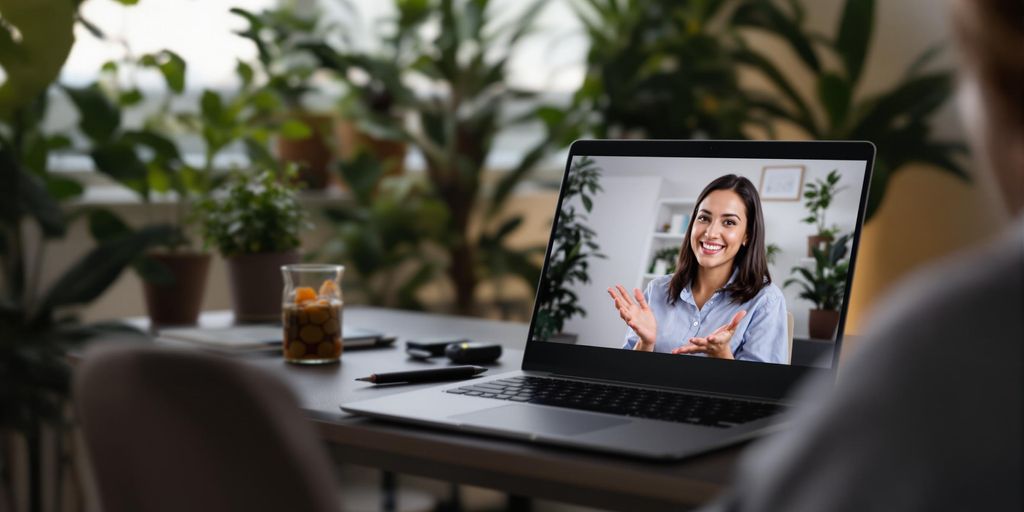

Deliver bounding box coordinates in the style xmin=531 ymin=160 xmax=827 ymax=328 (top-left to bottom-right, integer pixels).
xmin=446 ymin=375 xmax=785 ymax=428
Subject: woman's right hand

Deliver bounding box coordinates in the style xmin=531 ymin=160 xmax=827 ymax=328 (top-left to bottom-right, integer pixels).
xmin=607 ymin=285 xmax=657 ymax=351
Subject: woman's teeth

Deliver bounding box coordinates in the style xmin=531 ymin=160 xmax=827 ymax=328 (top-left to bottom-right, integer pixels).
xmin=701 ymin=241 xmax=724 ymax=252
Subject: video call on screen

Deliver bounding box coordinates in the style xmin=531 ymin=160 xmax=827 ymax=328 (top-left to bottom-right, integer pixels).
xmin=533 ymin=155 xmax=868 ymax=368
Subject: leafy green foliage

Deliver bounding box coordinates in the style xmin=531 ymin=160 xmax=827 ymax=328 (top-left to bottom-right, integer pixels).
xmin=197 ymin=170 xmax=309 ymax=257
xmin=784 ymin=234 xmax=851 ymax=311
xmin=314 ymin=152 xmax=449 ymax=309
xmin=572 ymin=0 xmax=764 ymax=139
xmin=732 ymin=0 xmax=968 ymax=220
xmin=801 ymin=169 xmax=846 ymax=238
xmin=0 ymin=0 xmax=75 ymax=121
xmin=307 ymin=0 xmax=558 ymax=314
xmin=534 ymin=157 xmax=605 ymax=339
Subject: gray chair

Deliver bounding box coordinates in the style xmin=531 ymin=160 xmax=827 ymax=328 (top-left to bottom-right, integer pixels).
xmin=74 ymin=345 xmax=340 ymax=512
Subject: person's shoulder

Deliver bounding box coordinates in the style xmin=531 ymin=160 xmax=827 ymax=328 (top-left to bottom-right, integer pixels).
xmin=648 ymin=274 xmax=673 ymax=291
xmin=754 ymin=281 xmax=786 ymax=307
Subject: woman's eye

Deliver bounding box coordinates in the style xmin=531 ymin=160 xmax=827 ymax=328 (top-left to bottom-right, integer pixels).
xmin=697 ymin=215 xmax=709 ymax=222
xmin=724 ymin=220 xmax=736 ymax=226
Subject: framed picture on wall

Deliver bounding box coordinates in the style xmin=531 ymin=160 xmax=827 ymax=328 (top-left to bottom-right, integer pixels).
xmin=759 ymin=165 xmax=805 ymax=201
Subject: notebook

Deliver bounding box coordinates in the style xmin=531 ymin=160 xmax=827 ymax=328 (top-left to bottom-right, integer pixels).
xmin=159 ymin=324 xmax=394 ymax=353
xmin=342 ymin=140 xmax=875 ymax=459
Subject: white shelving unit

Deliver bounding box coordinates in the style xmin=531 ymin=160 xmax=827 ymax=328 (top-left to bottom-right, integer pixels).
xmin=637 ymin=197 xmax=696 ymax=289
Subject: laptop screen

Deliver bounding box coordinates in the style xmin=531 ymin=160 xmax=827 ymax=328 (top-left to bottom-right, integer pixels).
xmin=531 ymin=150 xmax=870 ymax=370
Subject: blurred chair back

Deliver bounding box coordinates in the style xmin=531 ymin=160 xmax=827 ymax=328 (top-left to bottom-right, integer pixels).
xmin=74 ymin=345 xmax=340 ymax=512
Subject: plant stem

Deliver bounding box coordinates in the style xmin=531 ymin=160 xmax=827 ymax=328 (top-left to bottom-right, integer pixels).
xmin=24 ymin=235 xmax=47 ymax=320
xmin=27 ymin=428 xmax=40 ymax=512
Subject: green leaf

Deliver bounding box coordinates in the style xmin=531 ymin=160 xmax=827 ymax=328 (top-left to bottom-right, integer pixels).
xmin=91 ymin=142 xmax=149 ymax=197
xmin=817 ymin=72 xmax=852 ymax=132
xmin=87 ymin=209 xmax=130 ymax=241
xmin=200 ymin=89 xmax=224 ymax=124
xmin=236 ymin=60 xmax=254 ymax=88
xmin=279 ymin=118 xmax=312 ymax=140
xmin=17 ymin=164 xmax=66 ymax=237
xmin=36 ymin=224 xmax=177 ymax=317
xmin=0 ymin=0 xmax=76 ymax=121
xmin=731 ymin=1 xmax=821 ymax=72
xmin=851 ymin=73 xmax=952 ymax=140
xmin=835 ymin=0 xmax=874 ymax=85
xmin=62 ymin=85 xmax=120 ymax=143
xmin=44 ymin=175 xmax=84 ymax=201
xmin=118 ymin=88 xmax=144 ymax=107
xmin=140 ymin=50 xmax=187 ymax=93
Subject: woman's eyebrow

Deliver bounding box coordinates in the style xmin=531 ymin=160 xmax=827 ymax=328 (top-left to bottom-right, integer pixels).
xmin=698 ymin=208 xmax=742 ymax=219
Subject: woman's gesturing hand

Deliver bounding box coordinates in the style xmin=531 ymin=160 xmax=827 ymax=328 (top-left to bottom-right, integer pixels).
xmin=672 ymin=310 xmax=747 ymax=359
xmin=607 ymin=285 xmax=657 ymax=351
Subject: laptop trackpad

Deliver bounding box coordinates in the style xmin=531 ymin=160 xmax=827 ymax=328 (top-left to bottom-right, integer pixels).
xmin=451 ymin=404 xmax=630 ymax=436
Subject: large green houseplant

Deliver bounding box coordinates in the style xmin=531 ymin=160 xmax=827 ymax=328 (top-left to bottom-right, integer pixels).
xmin=311 ymin=0 xmax=559 ymax=315
xmin=571 ymin=0 xmax=769 ymax=139
xmin=198 ymin=169 xmax=309 ymax=323
xmin=731 ymin=0 xmax=968 ymax=220
xmin=1 ymin=1 xmax=173 ymax=509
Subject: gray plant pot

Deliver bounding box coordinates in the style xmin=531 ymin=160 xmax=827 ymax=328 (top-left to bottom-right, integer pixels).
xmin=226 ymin=251 xmax=301 ymax=324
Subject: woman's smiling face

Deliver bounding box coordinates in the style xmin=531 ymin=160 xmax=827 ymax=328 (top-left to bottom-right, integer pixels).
xmin=690 ymin=189 xmax=749 ymax=271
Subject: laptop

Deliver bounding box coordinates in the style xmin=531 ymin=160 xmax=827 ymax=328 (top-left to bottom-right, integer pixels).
xmin=342 ymin=139 xmax=875 ymax=460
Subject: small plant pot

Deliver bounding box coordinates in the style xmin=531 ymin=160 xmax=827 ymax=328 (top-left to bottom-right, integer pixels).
xmin=335 ymin=118 xmax=408 ymax=179
xmin=808 ymin=309 xmax=840 ymax=340
xmin=226 ymin=251 xmax=301 ymax=324
xmin=142 ymin=252 xmax=211 ymax=327
xmin=275 ymin=112 xmax=334 ymax=190
xmin=807 ymin=234 xmax=834 ymax=257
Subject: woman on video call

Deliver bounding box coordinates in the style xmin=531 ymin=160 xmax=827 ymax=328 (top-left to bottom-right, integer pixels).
xmin=608 ymin=175 xmax=789 ymax=363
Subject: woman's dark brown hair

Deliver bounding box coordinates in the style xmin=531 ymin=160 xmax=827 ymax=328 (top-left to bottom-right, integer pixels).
xmin=668 ymin=174 xmax=770 ymax=305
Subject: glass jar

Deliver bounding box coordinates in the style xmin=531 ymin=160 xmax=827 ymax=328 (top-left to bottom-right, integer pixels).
xmin=281 ymin=264 xmax=344 ymax=364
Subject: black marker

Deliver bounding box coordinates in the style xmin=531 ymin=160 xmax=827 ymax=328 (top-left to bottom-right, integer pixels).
xmin=355 ymin=365 xmax=487 ymax=384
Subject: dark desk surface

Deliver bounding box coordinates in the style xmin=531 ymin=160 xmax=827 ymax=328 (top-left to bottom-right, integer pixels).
xmin=156 ymin=307 xmax=746 ymax=511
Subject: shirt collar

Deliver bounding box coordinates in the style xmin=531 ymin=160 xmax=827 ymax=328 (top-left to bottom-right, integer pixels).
xmin=678 ymin=267 xmax=739 ymax=304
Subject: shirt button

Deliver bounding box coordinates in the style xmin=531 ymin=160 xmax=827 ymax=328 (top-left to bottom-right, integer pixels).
xmin=693 ymin=321 xmax=698 ymax=326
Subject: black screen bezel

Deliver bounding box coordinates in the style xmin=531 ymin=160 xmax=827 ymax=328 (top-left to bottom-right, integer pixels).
xmin=522 ymin=139 xmax=875 ymax=401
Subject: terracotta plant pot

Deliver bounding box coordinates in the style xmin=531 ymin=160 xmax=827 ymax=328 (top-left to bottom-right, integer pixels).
xmin=335 ymin=118 xmax=408 ymax=178
xmin=226 ymin=251 xmax=301 ymax=324
xmin=275 ymin=112 xmax=334 ymax=190
xmin=808 ymin=309 xmax=841 ymax=340
xmin=142 ymin=252 xmax=212 ymax=327
xmin=807 ymin=234 xmax=834 ymax=257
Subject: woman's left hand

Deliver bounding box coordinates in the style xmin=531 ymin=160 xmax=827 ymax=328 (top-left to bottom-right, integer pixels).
xmin=672 ymin=310 xmax=747 ymax=359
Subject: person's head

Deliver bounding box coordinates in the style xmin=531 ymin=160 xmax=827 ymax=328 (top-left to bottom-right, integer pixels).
xmin=668 ymin=175 xmax=770 ymax=305
xmin=953 ymin=0 xmax=1024 ymax=215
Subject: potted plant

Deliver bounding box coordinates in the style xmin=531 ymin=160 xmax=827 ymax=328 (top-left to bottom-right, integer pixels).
xmin=800 ymin=169 xmax=847 ymax=256
xmin=63 ymin=49 xmax=217 ymax=327
xmin=301 ymin=6 xmax=416 ymax=180
xmin=198 ymin=169 xmax=310 ymax=323
xmin=319 ymin=0 xmax=563 ymax=315
xmin=231 ymin=6 xmax=335 ymax=190
xmin=784 ymin=234 xmax=851 ymax=340
xmin=534 ymin=156 xmax=605 ymax=342
xmin=1 ymin=2 xmax=173 ymax=509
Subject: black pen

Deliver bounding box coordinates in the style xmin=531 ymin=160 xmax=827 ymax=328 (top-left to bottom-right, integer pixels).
xmin=355 ymin=365 xmax=487 ymax=384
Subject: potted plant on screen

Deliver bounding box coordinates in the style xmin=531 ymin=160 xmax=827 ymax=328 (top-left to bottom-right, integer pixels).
xmin=800 ymin=169 xmax=846 ymax=256
xmin=784 ymin=234 xmax=851 ymax=340
xmin=534 ymin=156 xmax=605 ymax=342
xmin=198 ymin=169 xmax=311 ymax=323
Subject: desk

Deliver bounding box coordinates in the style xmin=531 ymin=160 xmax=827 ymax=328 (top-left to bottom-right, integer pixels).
xmin=158 ymin=307 xmax=745 ymax=511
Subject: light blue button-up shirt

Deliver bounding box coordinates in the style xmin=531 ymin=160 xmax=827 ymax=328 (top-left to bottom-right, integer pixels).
xmin=622 ymin=273 xmax=789 ymax=364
